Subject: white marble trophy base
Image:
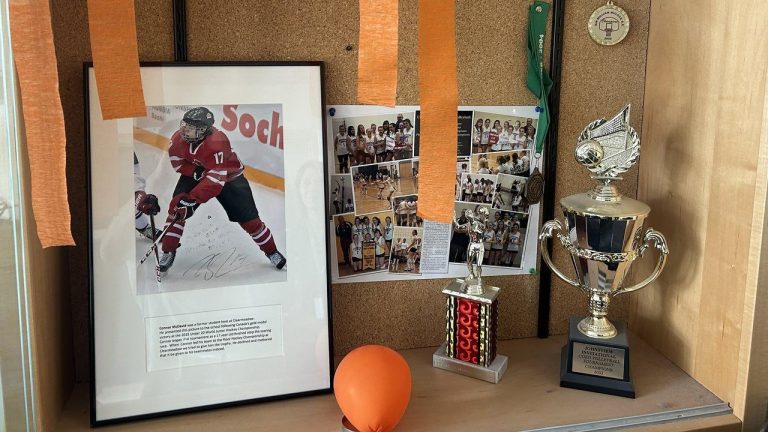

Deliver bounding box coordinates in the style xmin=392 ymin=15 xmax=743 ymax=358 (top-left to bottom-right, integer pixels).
xmin=432 ymin=343 xmax=508 ymax=384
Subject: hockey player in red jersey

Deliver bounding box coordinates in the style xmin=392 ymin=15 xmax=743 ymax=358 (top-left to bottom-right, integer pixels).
xmin=155 ymin=107 xmax=287 ymax=274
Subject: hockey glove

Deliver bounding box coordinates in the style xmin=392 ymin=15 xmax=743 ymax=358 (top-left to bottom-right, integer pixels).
xmin=172 ymin=193 xmax=198 ymax=221
xmin=135 ymin=191 xmax=160 ymax=215
xmin=192 ymin=165 xmax=205 ymax=181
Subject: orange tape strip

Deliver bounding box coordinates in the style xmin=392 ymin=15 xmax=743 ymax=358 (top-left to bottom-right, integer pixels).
xmin=416 ymin=0 xmax=457 ymax=224
xmin=9 ymin=0 xmax=74 ymax=247
xmin=357 ymin=0 xmax=398 ymax=107
xmin=87 ymin=0 xmax=145 ymax=120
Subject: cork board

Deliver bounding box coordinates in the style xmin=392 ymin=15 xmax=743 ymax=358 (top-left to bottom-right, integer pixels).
xmin=50 ymin=0 xmax=648 ymax=381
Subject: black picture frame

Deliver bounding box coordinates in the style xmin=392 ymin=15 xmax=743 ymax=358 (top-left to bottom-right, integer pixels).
xmin=85 ymin=61 xmax=333 ymax=426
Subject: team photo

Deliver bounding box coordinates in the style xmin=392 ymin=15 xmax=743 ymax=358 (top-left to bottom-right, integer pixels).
xmin=332 ymin=112 xmax=417 ymax=173
xmin=450 ymin=203 xmax=492 ymax=265
xmin=472 ymin=151 xmax=531 ymax=177
xmin=330 ymin=175 xmax=355 ymax=215
xmin=494 ymin=174 xmax=529 ymax=213
xmin=458 ymin=173 xmax=497 ymax=205
xmin=351 ymin=163 xmax=402 ymax=214
xmin=455 ymin=157 xmax=470 ymax=199
xmin=389 ymin=226 xmax=423 ymax=274
xmin=334 ymin=211 xmax=394 ymax=277
xmin=486 ymin=210 xmax=528 ymax=268
xmin=392 ymin=195 xmax=422 ymax=227
xmin=449 ymin=202 xmax=527 ymax=268
xmin=133 ymin=105 xmax=287 ymax=294
xmin=471 ymin=111 xmax=538 ymax=154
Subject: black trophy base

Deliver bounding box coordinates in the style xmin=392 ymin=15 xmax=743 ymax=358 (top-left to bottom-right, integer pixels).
xmin=560 ymin=316 xmax=635 ymax=398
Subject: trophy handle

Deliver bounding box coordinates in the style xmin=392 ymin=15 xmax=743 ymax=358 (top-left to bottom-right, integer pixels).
xmin=615 ymin=228 xmax=669 ymax=296
xmin=539 ymin=220 xmax=581 ymax=289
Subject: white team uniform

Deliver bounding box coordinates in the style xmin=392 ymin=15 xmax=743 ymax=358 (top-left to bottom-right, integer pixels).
xmin=463 ymin=180 xmax=472 ymax=200
xmin=363 ymin=223 xmax=373 ymax=238
xmin=491 ymin=129 xmax=502 ymax=151
xmin=351 ymin=240 xmax=363 ymax=260
xmin=399 ymin=240 xmax=408 ymax=256
xmin=499 ymin=131 xmax=512 ymax=150
xmin=520 ymin=155 xmax=530 ymax=173
xmin=485 ymin=184 xmax=493 ymax=203
xmin=511 ymin=194 xmax=523 ymax=209
xmin=375 ymin=133 xmax=386 ymax=157
xmin=492 ymin=231 xmax=504 ymax=251
xmin=507 ymin=231 xmax=521 ymax=252
xmin=401 ymin=127 xmax=414 ymax=147
xmin=397 ymin=201 xmax=408 ymax=220
xmin=483 ymin=229 xmax=494 ymax=250
xmin=134 ymin=158 xmax=150 ymax=230
xmin=375 ymin=236 xmax=386 ymax=256
xmin=511 ymin=128 xmax=520 ymax=149
xmin=354 ymin=223 xmax=364 ymax=239
xmin=385 ymin=133 xmax=396 ymax=151
xmin=366 ymin=135 xmax=376 ymax=157
xmin=336 ymin=133 xmax=349 ymax=155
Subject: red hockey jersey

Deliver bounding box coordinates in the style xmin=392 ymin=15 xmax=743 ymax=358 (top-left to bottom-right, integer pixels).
xmin=168 ymin=127 xmax=245 ymax=203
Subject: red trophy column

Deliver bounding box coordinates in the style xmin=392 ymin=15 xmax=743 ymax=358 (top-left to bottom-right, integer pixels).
xmin=436 ymin=280 xmax=506 ymax=382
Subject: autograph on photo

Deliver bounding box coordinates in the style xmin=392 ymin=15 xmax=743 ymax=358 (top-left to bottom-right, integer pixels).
xmin=182 ymin=247 xmax=248 ymax=281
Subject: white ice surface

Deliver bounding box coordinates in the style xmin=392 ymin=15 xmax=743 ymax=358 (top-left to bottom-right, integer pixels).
xmin=134 ymin=142 xmax=287 ymax=295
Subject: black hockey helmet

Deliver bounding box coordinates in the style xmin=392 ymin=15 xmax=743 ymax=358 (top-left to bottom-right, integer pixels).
xmin=180 ymin=107 xmax=214 ymax=144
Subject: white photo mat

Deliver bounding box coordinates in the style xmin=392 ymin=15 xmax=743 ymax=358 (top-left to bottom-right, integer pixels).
xmin=327 ymin=105 xmax=541 ymax=284
xmin=88 ymin=63 xmax=331 ymax=424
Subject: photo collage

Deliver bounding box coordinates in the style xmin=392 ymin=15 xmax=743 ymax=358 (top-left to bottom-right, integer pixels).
xmin=331 ymin=109 xmax=537 ymax=279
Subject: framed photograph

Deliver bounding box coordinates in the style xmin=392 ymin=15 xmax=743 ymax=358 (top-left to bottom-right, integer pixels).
xmin=86 ymin=62 xmax=331 ymax=425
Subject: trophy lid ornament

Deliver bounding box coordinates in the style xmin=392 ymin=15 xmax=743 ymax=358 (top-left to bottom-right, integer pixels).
xmin=575 ymin=104 xmax=640 ymax=180
xmin=564 ymin=104 xmax=650 ymax=217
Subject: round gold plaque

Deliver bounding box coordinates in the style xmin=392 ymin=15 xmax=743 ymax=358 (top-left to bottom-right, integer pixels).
xmin=588 ymin=1 xmax=630 ymax=46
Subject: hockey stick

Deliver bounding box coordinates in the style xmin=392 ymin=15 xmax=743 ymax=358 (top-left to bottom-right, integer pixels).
xmin=149 ymin=214 xmax=162 ymax=283
xmin=138 ymin=214 xmax=180 ymax=266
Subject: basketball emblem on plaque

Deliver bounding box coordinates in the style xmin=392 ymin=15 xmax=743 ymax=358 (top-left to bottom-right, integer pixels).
xmin=588 ymin=1 xmax=630 ymax=46
xmin=432 ymin=207 xmax=508 ymax=384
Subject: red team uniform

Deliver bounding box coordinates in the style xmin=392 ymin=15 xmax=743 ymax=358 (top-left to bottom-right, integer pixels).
xmin=151 ymin=107 xmax=286 ymax=273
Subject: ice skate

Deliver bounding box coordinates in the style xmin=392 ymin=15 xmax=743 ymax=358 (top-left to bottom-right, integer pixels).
xmin=269 ymin=251 xmax=287 ymax=270
xmin=158 ymin=251 xmax=176 ymax=274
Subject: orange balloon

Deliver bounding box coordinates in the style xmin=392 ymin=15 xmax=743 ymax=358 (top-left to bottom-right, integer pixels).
xmin=334 ymin=345 xmax=412 ymax=432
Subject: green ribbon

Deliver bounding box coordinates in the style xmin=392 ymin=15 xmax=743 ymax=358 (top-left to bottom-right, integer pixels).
xmin=526 ymin=0 xmax=553 ymax=156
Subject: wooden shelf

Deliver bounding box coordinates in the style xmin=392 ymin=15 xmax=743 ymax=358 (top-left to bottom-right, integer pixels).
xmin=56 ymin=335 xmax=740 ymax=431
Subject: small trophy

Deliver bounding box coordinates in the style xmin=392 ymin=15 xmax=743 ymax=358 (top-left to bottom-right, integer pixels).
xmin=539 ymin=105 xmax=669 ymax=398
xmin=432 ymin=207 xmax=508 ymax=383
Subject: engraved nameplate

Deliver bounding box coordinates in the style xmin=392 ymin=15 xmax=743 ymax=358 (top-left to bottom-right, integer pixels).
xmin=571 ymin=342 xmax=626 ymax=380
